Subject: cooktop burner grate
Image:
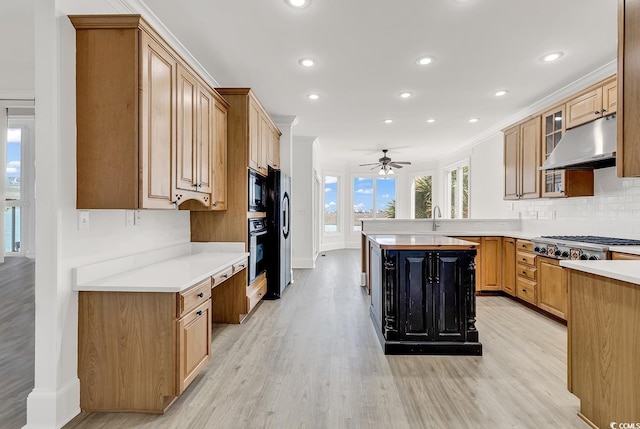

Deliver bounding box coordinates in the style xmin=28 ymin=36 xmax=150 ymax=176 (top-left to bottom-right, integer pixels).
xmin=541 ymin=235 xmax=640 ymax=246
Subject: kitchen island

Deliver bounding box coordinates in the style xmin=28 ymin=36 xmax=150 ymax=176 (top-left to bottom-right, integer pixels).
xmin=368 ymin=234 xmax=482 ymax=355
xmin=561 ymin=260 xmax=640 ymax=429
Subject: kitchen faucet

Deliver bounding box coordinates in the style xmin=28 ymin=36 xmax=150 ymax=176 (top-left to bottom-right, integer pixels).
xmin=432 ymin=205 xmax=442 ymax=231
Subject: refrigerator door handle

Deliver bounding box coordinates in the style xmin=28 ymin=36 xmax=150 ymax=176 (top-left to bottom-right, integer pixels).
xmin=282 ymin=192 xmax=290 ymax=239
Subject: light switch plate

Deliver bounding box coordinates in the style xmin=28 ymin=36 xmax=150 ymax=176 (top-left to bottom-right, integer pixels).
xmin=134 ymin=210 xmax=142 ymax=226
xmin=78 ymin=211 xmax=90 ymax=231
xmin=125 ymin=210 xmax=135 ymax=227
xmin=505 ymin=202 xmax=514 ymax=211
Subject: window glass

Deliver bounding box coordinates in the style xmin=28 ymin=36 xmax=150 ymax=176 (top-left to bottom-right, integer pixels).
xmin=462 ymin=165 xmax=469 ymax=219
xmin=446 ymin=162 xmax=470 ymax=219
xmin=5 ymin=128 xmax=21 ymax=201
xmin=413 ymin=175 xmax=432 ymax=219
xmin=376 ymin=177 xmax=396 ymax=219
xmin=450 ymin=169 xmax=457 ymax=218
xmin=324 ymin=176 xmax=339 ymax=233
xmin=353 ymin=177 xmax=374 ymax=231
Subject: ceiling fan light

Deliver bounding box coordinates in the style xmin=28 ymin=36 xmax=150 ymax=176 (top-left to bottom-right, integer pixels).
xmin=378 ymin=168 xmax=386 ymax=176
xmin=387 ymin=168 xmax=394 ymax=175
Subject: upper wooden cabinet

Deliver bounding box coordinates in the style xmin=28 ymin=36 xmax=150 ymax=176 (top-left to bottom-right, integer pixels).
xmin=218 ymin=88 xmax=281 ymax=177
xmin=71 ymin=15 xmax=228 ymax=209
xmin=618 ymin=0 xmax=640 ymax=177
xmin=565 ymin=78 xmax=617 ymax=130
xmin=541 ymin=105 xmax=594 ymax=198
xmin=504 ymin=116 xmax=541 ymax=200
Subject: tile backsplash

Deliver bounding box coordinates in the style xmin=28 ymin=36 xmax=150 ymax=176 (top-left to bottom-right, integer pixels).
xmin=514 ymin=167 xmax=640 ymax=238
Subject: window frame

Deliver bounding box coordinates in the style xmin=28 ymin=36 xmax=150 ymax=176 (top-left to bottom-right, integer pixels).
xmin=322 ymin=173 xmax=341 ymax=235
xmin=410 ymin=172 xmax=434 ymax=219
xmin=350 ymin=173 xmax=397 ymax=234
xmin=444 ymin=159 xmax=470 ymax=220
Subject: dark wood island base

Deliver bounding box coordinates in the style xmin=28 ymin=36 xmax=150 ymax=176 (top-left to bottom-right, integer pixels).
xmin=367 ymin=235 xmax=482 ymax=356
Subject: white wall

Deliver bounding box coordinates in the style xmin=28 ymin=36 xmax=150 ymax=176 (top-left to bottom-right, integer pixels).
xmin=291 ymin=136 xmax=317 ymax=268
xmin=25 ymin=2 xmax=191 ymax=428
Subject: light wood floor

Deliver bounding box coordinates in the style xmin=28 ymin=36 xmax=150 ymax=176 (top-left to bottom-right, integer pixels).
xmin=65 ymin=249 xmax=586 ymax=428
xmin=0 ymin=257 xmax=35 ymax=429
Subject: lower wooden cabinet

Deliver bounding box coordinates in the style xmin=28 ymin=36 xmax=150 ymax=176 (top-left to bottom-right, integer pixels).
xmin=457 ymin=236 xmax=502 ymax=292
xmin=502 ymin=238 xmax=516 ymax=296
xmin=78 ymin=281 xmax=212 ymax=413
xmin=611 ymin=251 xmax=640 ymax=260
xmin=247 ymin=272 xmax=267 ymax=314
xmin=515 ymin=239 xmax=537 ymax=305
xmin=537 ymin=257 xmax=568 ymax=320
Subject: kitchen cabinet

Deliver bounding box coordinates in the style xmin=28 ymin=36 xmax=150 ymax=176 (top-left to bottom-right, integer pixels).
xmin=536 ymin=257 xmax=567 ymax=320
xmin=245 ymin=96 xmax=281 ymax=176
xmin=78 ymin=278 xmax=212 ymax=413
xmin=370 ymin=247 xmax=481 ymax=355
xmin=504 ymin=116 xmax=541 ymax=200
xmin=611 ymin=251 xmax=640 ymax=260
xmin=267 ymin=122 xmax=281 ymax=169
xmin=565 ymin=77 xmax=617 ymax=129
xmin=618 ymin=0 xmax=640 ymax=177
xmin=502 ymin=238 xmax=516 ymax=296
xmin=541 ymin=105 xmax=594 ymax=198
xmin=515 ymin=239 xmax=537 ymax=305
xmin=456 ymin=236 xmax=501 ymax=292
xmin=71 ymin=15 xmax=228 ymax=209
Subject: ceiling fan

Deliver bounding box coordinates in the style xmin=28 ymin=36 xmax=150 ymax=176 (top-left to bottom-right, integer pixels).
xmin=358 ymin=149 xmax=412 ymax=174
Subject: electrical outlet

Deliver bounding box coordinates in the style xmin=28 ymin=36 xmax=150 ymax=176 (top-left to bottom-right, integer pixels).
xmin=505 ymin=202 xmax=514 ymax=211
xmin=125 ymin=210 xmax=135 ymax=227
xmin=134 ymin=210 xmax=142 ymax=226
xmin=78 ymin=211 xmax=90 ymax=231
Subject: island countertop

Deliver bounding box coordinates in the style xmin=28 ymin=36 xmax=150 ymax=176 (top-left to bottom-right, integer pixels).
xmin=367 ymin=234 xmax=479 ymax=250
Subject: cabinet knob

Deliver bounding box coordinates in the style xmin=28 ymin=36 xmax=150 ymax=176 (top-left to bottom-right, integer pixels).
xmin=602 ymin=108 xmax=607 ymax=113
xmin=196 ymin=310 xmax=203 ymax=316
xmin=522 ymin=270 xmax=526 ymax=275
xmin=197 ymin=292 xmax=204 ymax=298
xmin=212 ymin=202 xmax=218 ymax=208
xmin=595 ymin=110 xmax=600 ymax=115
xmin=222 ymin=274 xmax=228 ymax=278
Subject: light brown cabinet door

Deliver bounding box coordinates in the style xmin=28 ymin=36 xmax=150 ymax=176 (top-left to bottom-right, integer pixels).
xmin=619 ymin=1 xmax=640 ymax=177
xmin=259 ymin=114 xmax=270 ymax=176
xmin=519 ymin=116 xmax=541 ymax=199
xmin=196 ymin=83 xmax=214 ymax=194
xmin=267 ymin=125 xmax=280 ymax=169
xmin=140 ymin=30 xmax=177 ymax=209
xmin=503 ymin=126 xmax=520 ymax=200
xmin=602 ymin=81 xmax=617 ymax=115
xmin=212 ymin=102 xmax=228 ymax=210
xmin=481 ymin=237 xmax=502 ymax=291
xmin=176 ymin=65 xmax=197 ymax=192
xmin=537 ymin=257 xmax=567 ymax=320
xmin=566 ymin=87 xmax=603 ymax=129
xmin=177 ymin=300 xmax=211 ymax=394
xmin=502 ymin=238 xmax=516 ymax=296
xmin=611 ymin=252 xmax=640 ymax=260
xmin=248 ymin=100 xmax=262 ymax=174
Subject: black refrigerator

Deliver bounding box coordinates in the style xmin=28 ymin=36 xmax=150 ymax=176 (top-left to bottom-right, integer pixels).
xmin=265 ymin=167 xmax=292 ymax=299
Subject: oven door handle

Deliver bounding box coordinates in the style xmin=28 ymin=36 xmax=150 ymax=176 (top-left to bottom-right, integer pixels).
xmin=252 ymin=230 xmax=268 ymax=237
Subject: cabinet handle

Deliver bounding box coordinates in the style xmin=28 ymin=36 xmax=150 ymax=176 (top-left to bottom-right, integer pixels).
xmin=595 ymin=110 xmax=600 ymax=115
xmin=196 ymin=310 xmax=203 ymax=316
xmin=522 ymin=289 xmax=526 ymax=293
xmin=522 ymin=258 xmax=526 ymax=262
xmin=522 ymin=270 xmax=526 ymax=275
xmin=222 ymin=274 xmax=228 ymax=278
xmin=602 ymin=108 xmax=607 ymax=113
xmin=212 ymin=202 xmax=218 ymax=208
xmin=197 ymin=292 xmax=204 ymax=298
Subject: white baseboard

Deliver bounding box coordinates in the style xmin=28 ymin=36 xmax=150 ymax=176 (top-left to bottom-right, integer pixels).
xmin=24 ymin=378 xmax=80 ymax=429
xmin=292 ymin=257 xmax=315 ymax=269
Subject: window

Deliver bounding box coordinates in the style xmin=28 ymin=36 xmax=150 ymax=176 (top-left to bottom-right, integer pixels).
xmin=411 ymin=175 xmax=433 ymax=219
xmin=446 ymin=162 xmax=469 ymax=219
xmin=324 ymin=175 xmax=339 ymax=233
xmin=5 ymin=127 xmax=23 ymax=253
xmin=353 ymin=176 xmax=396 ymax=231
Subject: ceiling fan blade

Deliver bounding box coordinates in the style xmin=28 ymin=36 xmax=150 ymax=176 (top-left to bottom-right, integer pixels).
xmin=389 ymin=163 xmax=405 ymax=168
xmin=392 ymin=161 xmax=412 ymax=165
xmin=370 ymin=165 xmax=381 ymax=170
xmin=359 ymin=162 xmax=380 ymax=166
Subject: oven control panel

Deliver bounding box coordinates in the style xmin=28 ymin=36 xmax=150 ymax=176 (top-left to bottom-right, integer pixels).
xmin=532 ymin=243 xmax=606 ymax=260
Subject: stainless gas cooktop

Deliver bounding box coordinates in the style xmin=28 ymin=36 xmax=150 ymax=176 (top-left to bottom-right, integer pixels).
xmin=531 ymin=235 xmax=640 ymax=260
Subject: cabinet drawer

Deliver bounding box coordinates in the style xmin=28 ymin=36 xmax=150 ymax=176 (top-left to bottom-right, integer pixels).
xmin=233 ymin=259 xmax=248 ymax=274
xmin=611 ymin=252 xmax=640 ymax=260
xmin=516 ymin=277 xmax=537 ymax=305
xmin=247 ymin=275 xmax=267 ymax=313
xmin=212 ymin=266 xmax=234 ymax=287
xmin=517 ymin=251 xmax=536 ymax=266
xmin=516 ymin=239 xmax=533 ymax=252
xmin=517 ymin=264 xmax=537 ymax=281
xmin=178 ymin=278 xmax=212 ymax=318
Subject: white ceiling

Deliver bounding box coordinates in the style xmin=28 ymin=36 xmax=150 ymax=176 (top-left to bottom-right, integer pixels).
xmin=3 ymin=0 xmax=618 ymax=167
xmin=141 ymin=0 xmax=617 ymax=166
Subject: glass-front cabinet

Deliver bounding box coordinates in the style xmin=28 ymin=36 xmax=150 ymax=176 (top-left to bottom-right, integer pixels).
xmin=541 ymin=105 xmax=594 ymax=198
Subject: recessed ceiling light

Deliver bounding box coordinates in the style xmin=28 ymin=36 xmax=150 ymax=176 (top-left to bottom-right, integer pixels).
xmin=399 ymin=92 xmax=412 ymax=99
xmin=383 ymin=119 xmax=393 ymax=124
xmin=541 ymin=51 xmax=564 ymax=62
xmin=416 ymin=56 xmax=433 ymax=66
xmin=298 ymin=58 xmax=316 ymax=67
xmin=495 ymin=90 xmax=508 ymax=97
xmin=286 ymin=0 xmax=310 ymax=8
xmin=426 ymin=118 xmax=436 ymax=123
xmin=469 ymin=118 xmax=479 ymax=123
xmin=307 ymin=93 xmax=319 ymax=100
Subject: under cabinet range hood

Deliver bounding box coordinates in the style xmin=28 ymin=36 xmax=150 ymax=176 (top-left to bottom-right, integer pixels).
xmin=539 ymin=115 xmax=617 ymax=170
